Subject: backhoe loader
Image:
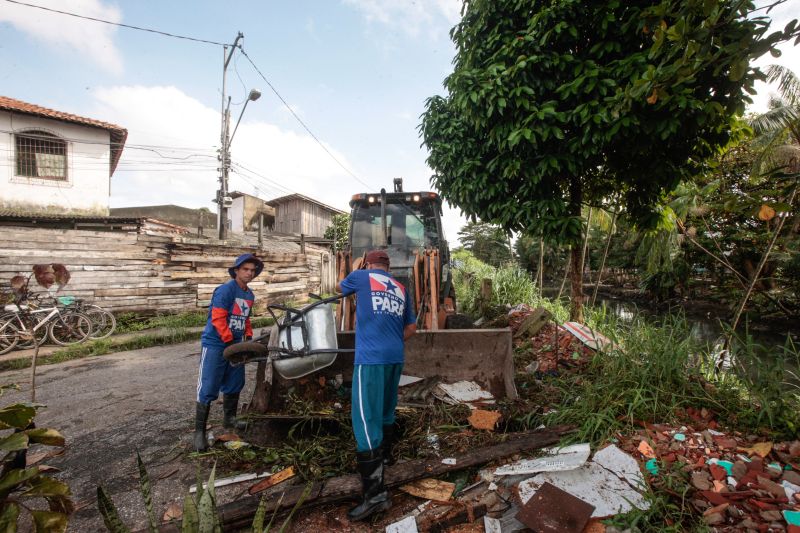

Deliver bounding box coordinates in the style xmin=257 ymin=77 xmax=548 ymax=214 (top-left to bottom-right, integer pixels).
xmin=230 ymin=179 xmax=516 ymax=414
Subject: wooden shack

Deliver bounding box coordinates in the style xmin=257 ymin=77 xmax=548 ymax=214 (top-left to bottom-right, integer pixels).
xmin=266 ymin=193 xmax=344 ymax=238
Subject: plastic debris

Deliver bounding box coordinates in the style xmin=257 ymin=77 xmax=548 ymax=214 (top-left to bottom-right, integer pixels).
xmin=518 ymin=444 xmax=650 ymax=518
xmin=494 ymin=443 xmax=591 ymax=476
xmin=190 ymin=471 xmax=271 ymax=493
xmin=561 ymin=321 xmax=614 ymax=351
xmin=645 ymin=458 xmax=659 ymax=475
xmin=673 ymin=433 xmax=686 ymax=442
xmin=441 ymin=458 xmax=457 ymax=466
xmin=784 ymin=510 xmax=800 ymax=526
xmin=223 ymin=440 xmax=250 ymax=450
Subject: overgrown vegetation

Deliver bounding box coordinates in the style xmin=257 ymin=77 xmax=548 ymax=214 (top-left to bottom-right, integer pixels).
xmin=0 ymin=402 xmax=73 ymax=532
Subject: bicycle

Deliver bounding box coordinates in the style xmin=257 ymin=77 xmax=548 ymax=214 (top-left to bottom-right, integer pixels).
xmin=52 ymin=296 xmax=116 ymax=340
xmin=0 ymin=299 xmax=92 ymax=354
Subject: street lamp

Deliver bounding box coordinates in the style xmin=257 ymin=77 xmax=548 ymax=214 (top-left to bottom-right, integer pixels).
xmin=229 ymin=89 xmax=261 ymax=147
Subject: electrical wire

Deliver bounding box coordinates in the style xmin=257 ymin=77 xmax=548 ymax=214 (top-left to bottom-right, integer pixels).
xmin=237 ymin=48 xmax=375 ymax=192
xmin=3 ymin=0 xmax=227 ymax=47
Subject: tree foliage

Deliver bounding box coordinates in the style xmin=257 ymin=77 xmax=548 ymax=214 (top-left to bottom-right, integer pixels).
xmin=323 ymin=213 xmax=350 ymax=251
xmin=457 ymin=221 xmax=512 ymax=266
xmin=420 ymin=0 xmax=795 ymax=242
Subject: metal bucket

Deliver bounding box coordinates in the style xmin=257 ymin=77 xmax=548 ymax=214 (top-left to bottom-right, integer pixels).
xmin=271 ymin=300 xmax=341 ymax=379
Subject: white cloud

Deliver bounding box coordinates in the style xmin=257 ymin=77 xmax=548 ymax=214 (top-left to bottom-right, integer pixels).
xmin=343 ymin=0 xmax=461 ymax=37
xmin=0 ymin=0 xmax=123 ymax=74
xmin=91 ymin=86 xmax=357 ymax=213
xmin=748 ymin=0 xmax=799 ymax=113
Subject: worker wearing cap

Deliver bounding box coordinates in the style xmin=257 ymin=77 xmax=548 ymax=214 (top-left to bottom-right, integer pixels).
xmin=336 ymin=249 xmax=417 ymax=521
xmin=193 ymin=253 xmax=264 ymax=452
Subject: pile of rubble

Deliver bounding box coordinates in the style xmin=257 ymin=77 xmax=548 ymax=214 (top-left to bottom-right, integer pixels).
xmin=619 ymin=421 xmax=800 ymax=531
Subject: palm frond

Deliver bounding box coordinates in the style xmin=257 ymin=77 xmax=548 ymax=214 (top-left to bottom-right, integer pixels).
xmin=749 ymin=103 xmax=797 ymax=137
xmin=765 ymin=65 xmax=800 ymax=107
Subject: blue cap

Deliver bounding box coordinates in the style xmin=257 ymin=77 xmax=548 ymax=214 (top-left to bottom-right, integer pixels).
xmin=228 ymin=253 xmax=264 ymax=278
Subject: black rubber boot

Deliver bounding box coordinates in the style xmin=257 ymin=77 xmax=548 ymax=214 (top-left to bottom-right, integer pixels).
xmin=382 ymin=424 xmax=397 ymax=466
xmin=348 ymin=448 xmax=391 ymax=522
xmin=193 ymin=402 xmax=211 ymax=452
xmin=222 ymin=394 xmax=247 ymax=431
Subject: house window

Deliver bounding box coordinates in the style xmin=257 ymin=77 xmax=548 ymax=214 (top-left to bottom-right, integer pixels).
xmin=15 ymin=130 xmax=68 ymax=180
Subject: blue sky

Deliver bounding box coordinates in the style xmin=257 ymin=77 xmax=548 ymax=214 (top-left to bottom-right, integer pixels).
xmin=1 ymin=0 xmax=797 ymax=242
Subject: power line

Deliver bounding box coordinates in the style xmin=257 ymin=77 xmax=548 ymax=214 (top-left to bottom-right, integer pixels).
xmin=237 ymin=48 xmax=375 ymax=192
xmin=3 ymin=0 xmax=227 ymax=46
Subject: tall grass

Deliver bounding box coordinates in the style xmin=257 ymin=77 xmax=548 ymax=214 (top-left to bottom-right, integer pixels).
xmin=452 ymin=250 xmax=800 ymax=440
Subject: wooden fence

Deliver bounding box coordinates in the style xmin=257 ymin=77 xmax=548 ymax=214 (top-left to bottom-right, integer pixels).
xmin=0 ymin=225 xmax=334 ymax=313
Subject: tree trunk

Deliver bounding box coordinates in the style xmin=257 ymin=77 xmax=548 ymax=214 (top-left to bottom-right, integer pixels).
xmin=591 ymin=209 xmax=617 ymax=306
xmin=537 ymin=238 xmax=544 ymax=292
xmin=569 ymin=245 xmax=584 ymax=322
xmin=569 ymin=176 xmax=584 ymax=322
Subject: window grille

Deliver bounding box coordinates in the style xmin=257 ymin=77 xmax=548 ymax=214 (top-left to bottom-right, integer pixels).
xmin=15 ymin=131 xmax=68 ymax=180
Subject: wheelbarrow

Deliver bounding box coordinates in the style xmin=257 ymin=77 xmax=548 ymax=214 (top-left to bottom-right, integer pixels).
xmin=223 ymin=293 xmax=354 ymax=380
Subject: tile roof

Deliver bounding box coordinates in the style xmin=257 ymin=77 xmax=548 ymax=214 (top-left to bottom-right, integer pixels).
xmin=0 ymin=95 xmax=128 ymax=176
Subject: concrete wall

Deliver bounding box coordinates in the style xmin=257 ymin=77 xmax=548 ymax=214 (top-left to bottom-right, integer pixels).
xmin=0 ymin=111 xmax=111 ymax=215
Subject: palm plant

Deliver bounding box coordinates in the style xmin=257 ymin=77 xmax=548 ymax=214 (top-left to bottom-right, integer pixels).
xmin=749 ymin=65 xmax=800 ymax=174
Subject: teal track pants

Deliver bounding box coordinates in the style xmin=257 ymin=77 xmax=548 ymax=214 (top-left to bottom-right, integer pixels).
xmin=351 ymin=363 xmax=403 ymax=452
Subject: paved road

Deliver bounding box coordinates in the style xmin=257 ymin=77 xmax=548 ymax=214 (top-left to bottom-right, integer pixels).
xmin=1 ymin=340 xmax=257 ymax=532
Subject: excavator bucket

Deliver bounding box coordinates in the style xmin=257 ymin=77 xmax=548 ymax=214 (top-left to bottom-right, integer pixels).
xmin=252 ymin=328 xmax=516 ymax=413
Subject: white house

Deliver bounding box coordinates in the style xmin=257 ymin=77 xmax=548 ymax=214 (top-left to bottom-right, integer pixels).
xmin=0 ymin=96 xmax=127 ymax=216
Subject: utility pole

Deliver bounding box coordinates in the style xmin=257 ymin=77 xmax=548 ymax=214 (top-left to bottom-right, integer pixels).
xmin=217 ymin=32 xmax=244 ymax=240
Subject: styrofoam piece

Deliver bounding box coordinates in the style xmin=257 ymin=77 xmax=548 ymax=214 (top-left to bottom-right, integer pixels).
xmin=441 ymin=457 xmax=457 ymax=465
xmin=518 ymin=444 xmax=650 ymax=518
xmin=483 ymin=515 xmax=503 ymax=533
xmin=435 ymin=381 xmax=495 ymax=404
xmin=494 ymin=443 xmax=590 ymax=476
xmin=386 ymin=515 xmax=418 ymax=533
xmin=399 ymin=374 xmax=423 ymax=387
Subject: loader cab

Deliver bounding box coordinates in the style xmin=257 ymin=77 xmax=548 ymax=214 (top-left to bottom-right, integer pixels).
xmin=348 ymin=190 xmax=449 ymax=307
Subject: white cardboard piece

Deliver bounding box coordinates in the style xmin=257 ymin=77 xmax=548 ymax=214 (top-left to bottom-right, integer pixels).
xmin=517 ymin=444 xmax=650 ymax=518
xmin=494 ymin=443 xmax=590 ymax=476
xmin=386 ymin=515 xmax=418 ymax=533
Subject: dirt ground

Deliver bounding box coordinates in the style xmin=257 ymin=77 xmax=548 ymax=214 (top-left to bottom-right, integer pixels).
xmin=0 ymin=340 xmax=261 ymax=532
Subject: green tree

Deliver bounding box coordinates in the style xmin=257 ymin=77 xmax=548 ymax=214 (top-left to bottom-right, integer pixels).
xmin=420 ymin=0 xmax=796 ymax=321
xmin=457 ymin=221 xmax=512 ymax=267
xmin=324 ymin=213 xmax=350 ymax=251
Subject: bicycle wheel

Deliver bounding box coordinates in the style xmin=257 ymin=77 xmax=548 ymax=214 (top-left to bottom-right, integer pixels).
xmin=48 ymin=312 xmax=92 ymax=346
xmin=84 ymin=306 xmax=116 ymax=339
xmin=0 ymin=319 xmax=20 ymax=355
xmin=4 ymin=313 xmax=48 ymax=349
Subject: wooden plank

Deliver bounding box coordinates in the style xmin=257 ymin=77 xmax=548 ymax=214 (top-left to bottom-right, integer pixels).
xmin=159 ymin=427 xmax=573 ymax=532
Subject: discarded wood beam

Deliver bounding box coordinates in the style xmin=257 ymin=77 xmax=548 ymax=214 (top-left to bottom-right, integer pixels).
xmin=513 ymin=307 xmax=552 ymax=339
xmin=156 ymin=426 xmax=572 ymax=532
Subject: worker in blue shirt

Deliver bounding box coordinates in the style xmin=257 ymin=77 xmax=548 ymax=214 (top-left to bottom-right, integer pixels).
xmin=336 ymin=249 xmax=417 ymax=521
xmin=193 ymin=253 xmax=263 ymax=452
